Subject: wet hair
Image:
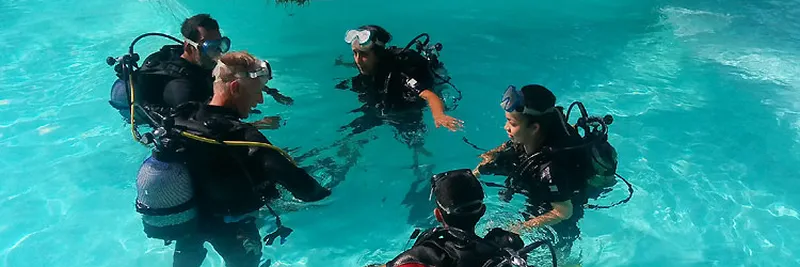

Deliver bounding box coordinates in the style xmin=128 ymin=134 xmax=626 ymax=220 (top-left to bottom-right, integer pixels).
xmin=357 ymin=25 xmax=392 ymax=53
xmin=181 ymin=14 xmax=220 ymax=42
xmin=433 ymin=170 xmax=486 ymax=231
xmin=519 ymin=84 xmax=574 ymax=146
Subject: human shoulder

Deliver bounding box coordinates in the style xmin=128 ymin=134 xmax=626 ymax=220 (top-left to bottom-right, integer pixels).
xmin=392 ymin=48 xmax=428 ymax=73
xmin=217 ymin=118 xmax=271 ymax=144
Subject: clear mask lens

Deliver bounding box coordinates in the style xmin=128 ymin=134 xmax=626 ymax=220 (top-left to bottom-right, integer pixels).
xmin=248 ymin=60 xmax=272 ymax=80
xmin=345 ymin=29 xmax=372 ymax=45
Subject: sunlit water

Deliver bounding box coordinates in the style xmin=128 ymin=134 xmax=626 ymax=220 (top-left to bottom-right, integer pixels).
xmin=1 ymin=0 xmax=799 ymax=266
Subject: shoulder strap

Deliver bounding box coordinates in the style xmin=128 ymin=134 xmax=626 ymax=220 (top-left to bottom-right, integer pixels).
xmin=136 ymin=45 xmax=191 ymax=79
xmin=411 ymin=227 xmax=448 ymax=247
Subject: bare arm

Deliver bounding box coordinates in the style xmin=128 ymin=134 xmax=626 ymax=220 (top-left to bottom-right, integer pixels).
xmin=420 ymin=89 xmax=462 ymax=131
xmin=522 ymin=200 xmax=574 ymax=228
xmin=473 ymin=142 xmax=510 ymax=177
xmin=419 ymin=90 xmax=446 ymax=118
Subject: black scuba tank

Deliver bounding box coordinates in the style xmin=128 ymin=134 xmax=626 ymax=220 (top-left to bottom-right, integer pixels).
xmin=586 ymin=139 xmax=619 ymax=191
xmin=135 ymin=150 xmax=198 ymax=241
xmin=108 ymin=45 xmax=186 ymax=125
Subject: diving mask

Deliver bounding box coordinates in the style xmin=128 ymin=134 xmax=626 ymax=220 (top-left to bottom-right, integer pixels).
xmin=212 ymin=59 xmax=273 ymax=81
xmin=186 ymin=36 xmax=231 ymax=56
xmin=429 ymin=169 xmax=485 ymax=215
xmin=501 ymin=85 xmax=555 ymax=116
xmin=344 ymin=29 xmax=384 ymax=50
xmin=246 ymin=60 xmax=273 ymax=80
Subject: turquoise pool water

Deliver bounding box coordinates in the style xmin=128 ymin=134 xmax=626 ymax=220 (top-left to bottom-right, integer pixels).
xmin=2 ymin=0 xmax=800 ymax=266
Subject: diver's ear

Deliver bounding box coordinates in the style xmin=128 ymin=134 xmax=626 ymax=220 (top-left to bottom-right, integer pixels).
xmin=183 ymin=41 xmax=195 ymax=55
xmin=530 ymin=122 xmax=541 ymax=136
xmin=229 ymin=80 xmax=240 ymax=96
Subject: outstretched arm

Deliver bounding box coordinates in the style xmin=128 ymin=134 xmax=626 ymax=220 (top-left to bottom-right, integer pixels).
xmin=419 ymin=89 xmax=462 ymax=131
xmin=508 ymin=161 xmax=576 ymax=233
xmin=245 ymin=128 xmax=331 ymax=202
xmin=473 ymin=142 xmax=510 ymax=177
xmin=520 ymin=200 xmax=574 ymax=229
xmin=258 ymin=147 xmax=331 ymax=202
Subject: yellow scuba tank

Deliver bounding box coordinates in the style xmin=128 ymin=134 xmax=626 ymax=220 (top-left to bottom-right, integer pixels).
xmin=134 ymin=150 xmax=198 ymax=241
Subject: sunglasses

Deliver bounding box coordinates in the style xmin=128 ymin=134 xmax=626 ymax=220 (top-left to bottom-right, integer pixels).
xmin=429 ymin=169 xmax=484 ymax=215
xmin=186 ymin=36 xmax=231 ymax=56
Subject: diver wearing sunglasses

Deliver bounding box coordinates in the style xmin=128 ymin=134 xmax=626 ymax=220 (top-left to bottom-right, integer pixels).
xmin=472 ymin=84 xmax=598 ymax=265
xmin=336 ymin=25 xmax=464 ymax=151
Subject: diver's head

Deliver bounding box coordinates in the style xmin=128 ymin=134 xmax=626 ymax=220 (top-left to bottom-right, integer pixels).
xmin=181 ymin=14 xmax=230 ymax=70
xmin=430 ymin=169 xmax=486 ymax=232
xmin=501 ymin=84 xmax=571 ymax=152
xmin=344 ymin=25 xmax=392 ymax=75
xmin=210 ymin=51 xmax=273 ymax=118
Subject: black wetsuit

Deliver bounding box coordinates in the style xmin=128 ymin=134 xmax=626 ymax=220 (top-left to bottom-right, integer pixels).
xmin=339 ymin=47 xmax=435 ymax=148
xmin=132 ymin=44 xmax=215 ymax=111
xmin=172 ymin=104 xmax=330 ymax=267
xmin=385 ymin=227 xmax=524 ymax=267
xmin=479 ymin=139 xmax=593 ymax=255
xmin=160 ymin=58 xmax=214 ymax=108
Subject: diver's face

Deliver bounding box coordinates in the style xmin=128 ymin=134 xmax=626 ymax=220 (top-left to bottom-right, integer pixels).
xmin=189 ymin=27 xmax=223 ymax=70
xmin=352 ymin=46 xmax=378 ymax=75
xmin=230 ymin=76 xmax=266 ymax=118
xmin=504 ymin=112 xmax=538 ymax=145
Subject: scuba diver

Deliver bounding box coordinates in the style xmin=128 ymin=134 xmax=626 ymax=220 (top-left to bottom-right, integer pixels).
xmin=366 ymin=169 xmax=558 ymax=267
xmin=107 ymin=13 xmax=292 ymax=130
xmin=335 ymin=25 xmax=464 ymax=154
xmin=133 ymin=51 xmax=331 ymax=267
xmin=472 ymin=84 xmax=627 ymax=266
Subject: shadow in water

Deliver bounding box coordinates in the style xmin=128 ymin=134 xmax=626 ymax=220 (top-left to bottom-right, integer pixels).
xmin=403 ymin=160 xmax=438 ymax=229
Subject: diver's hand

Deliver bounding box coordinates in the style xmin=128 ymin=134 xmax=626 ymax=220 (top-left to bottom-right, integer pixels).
xmin=472 ymin=168 xmax=481 ymax=178
xmin=252 ymin=115 xmax=283 ymax=130
xmin=507 ymin=221 xmax=534 ymax=235
xmin=479 ymin=152 xmax=495 ymax=166
xmin=433 ymin=114 xmax=464 ymax=131
xmin=507 ymin=222 xmax=523 ymax=235
xmin=474 ymin=152 xmax=493 ymax=174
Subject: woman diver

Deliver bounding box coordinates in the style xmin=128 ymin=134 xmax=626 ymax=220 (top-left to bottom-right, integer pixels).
xmin=474 ymin=84 xmax=597 ymax=265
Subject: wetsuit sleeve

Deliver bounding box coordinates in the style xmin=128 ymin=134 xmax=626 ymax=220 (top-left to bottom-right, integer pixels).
xmin=535 ymin=160 xmax=574 ymax=203
xmin=163 ymin=78 xmax=194 ymax=107
xmin=243 ymin=128 xmax=331 ymax=202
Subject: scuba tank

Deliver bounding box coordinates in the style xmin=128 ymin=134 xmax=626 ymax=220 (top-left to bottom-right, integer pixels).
xmin=135 ymin=149 xmax=198 ymax=241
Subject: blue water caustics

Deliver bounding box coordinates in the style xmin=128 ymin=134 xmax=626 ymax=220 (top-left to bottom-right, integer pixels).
xmin=1 ymin=0 xmax=799 ymax=266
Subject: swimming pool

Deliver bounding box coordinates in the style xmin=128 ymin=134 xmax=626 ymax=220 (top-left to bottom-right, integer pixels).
xmin=2 ymin=0 xmax=799 ymax=266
